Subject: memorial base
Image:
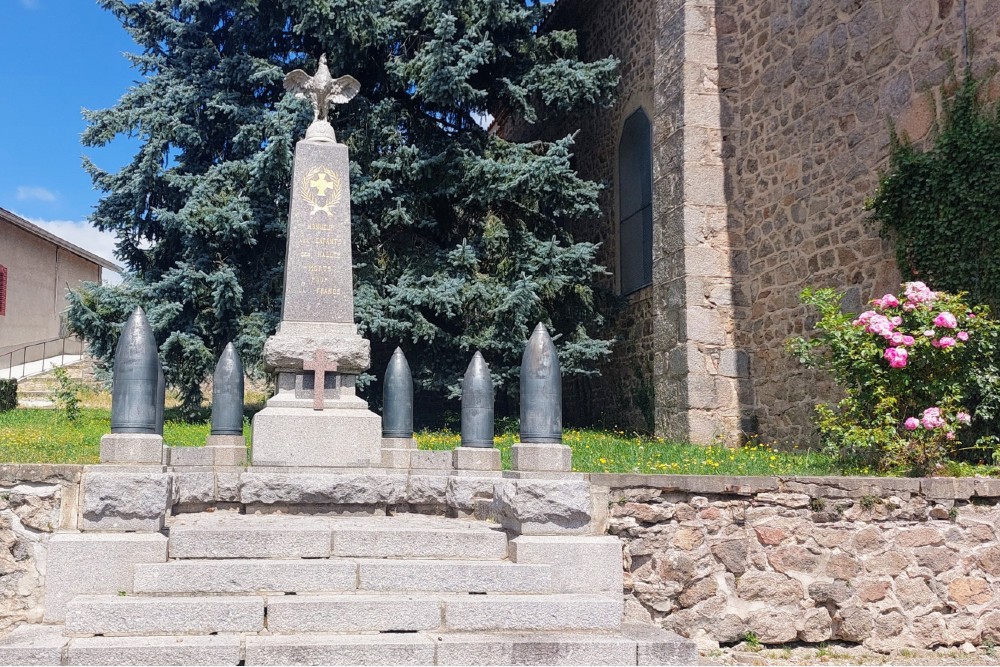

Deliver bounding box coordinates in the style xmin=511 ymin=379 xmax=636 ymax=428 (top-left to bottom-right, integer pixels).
xmin=100 ymin=434 xmax=165 ymax=465
xmin=252 ymin=406 xmax=380 ymax=467
xmin=511 ymin=442 xmax=572 ymax=472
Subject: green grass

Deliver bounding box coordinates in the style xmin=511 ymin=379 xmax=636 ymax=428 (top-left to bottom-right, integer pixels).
xmin=0 ymin=408 xmax=250 ymax=464
xmin=416 ymin=428 xmax=840 ymax=476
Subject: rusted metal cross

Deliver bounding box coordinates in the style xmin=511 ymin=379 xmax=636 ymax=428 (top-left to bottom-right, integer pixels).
xmin=303 ymin=350 xmax=338 ymax=411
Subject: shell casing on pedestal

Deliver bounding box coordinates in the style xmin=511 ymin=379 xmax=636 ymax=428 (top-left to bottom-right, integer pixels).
xmin=154 ymin=359 xmax=165 ymax=436
xmin=461 ymin=351 xmax=494 ymax=448
xmin=110 ymin=306 xmax=160 ymax=434
xmin=519 ymin=322 xmax=562 ymax=443
xmin=382 ymin=347 xmax=413 ymax=438
xmin=210 ymin=342 xmax=245 ymax=436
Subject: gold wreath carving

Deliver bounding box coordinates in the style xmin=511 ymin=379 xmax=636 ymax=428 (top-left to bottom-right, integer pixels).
xmin=300 ymin=166 xmax=343 ymax=216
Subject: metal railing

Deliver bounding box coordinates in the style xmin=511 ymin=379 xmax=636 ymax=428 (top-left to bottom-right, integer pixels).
xmin=0 ymin=336 xmax=86 ymax=381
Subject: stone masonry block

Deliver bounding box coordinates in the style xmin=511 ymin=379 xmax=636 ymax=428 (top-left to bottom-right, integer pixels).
xmin=251 ymin=406 xmax=381 ymax=467
xmin=511 ymin=443 xmax=572 ymax=472
xmin=511 ymin=535 xmax=623 ymax=595
xmin=357 ymin=560 xmax=552 ymax=593
xmin=133 ymin=559 xmax=357 ymax=594
xmin=491 ymin=479 xmax=593 ymax=535
xmin=81 ymin=472 xmax=172 ymax=532
xmin=99 ymin=434 xmax=164 ymax=465
xmin=44 ymin=532 xmax=168 ymax=622
xmin=332 ymin=524 xmax=508 ymax=560
xmin=406 ymin=474 xmax=449 ymax=506
xmin=266 ymin=595 xmax=442 ymax=633
xmin=446 ymin=474 xmax=500 ymax=514
xmin=68 ymin=636 xmax=241 ymax=666
xmin=433 ymin=633 xmax=637 ymax=666
xmin=239 ymin=472 xmax=408 ymax=506
xmin=65 ymin=595 xmax=264 ymax=636
xmin=381 ymin=449 xmax=412 ymax=468
xmin=0 ymin=624 xmax=67 ymax=665
xmin=168 ymin=513 xmax=332 ymax=559
xmin=168 ymin=446 xmax=215 ymax=467
xmin=622 ymin=623 xmax=699 ymax=666
xmin=244 ymin=634 xmax=435 ymax=666
xmin=443 ymin=594 xmax=623 ymax=632
xmin=409 ymin=450 xmax=453 ymax=470
xmin=173 ymin=471 xmax=215 ymax=506
xmin=453 ymin=447 xmax=501 ymax=471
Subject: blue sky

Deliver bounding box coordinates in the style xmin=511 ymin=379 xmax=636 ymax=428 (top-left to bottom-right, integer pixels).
xmin=0 ymin=0 xmax=139 ymax=269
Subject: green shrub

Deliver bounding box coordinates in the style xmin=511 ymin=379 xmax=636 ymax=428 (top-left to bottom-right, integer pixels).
xmin=0 ymin=379 xmax=16 ymax=412
xmin=789 ymin=283 xmax=1000 ymax=474
xmin=52 ymin=367 xmax=81 ymax=423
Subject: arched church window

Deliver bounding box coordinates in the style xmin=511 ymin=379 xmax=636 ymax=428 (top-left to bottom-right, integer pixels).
xmin=618 ymin=109 xmax=653 ymax=295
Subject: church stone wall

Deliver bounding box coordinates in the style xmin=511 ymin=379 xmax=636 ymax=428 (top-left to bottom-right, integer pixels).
xmin=498 ymin=0 xmax=659 ymax=432
xmin=718 ymin=0 xmax=1000 ymax=444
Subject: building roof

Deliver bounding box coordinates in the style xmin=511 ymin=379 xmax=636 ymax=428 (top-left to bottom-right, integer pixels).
xmin=0 ymin=207 xmax=123 ymax=273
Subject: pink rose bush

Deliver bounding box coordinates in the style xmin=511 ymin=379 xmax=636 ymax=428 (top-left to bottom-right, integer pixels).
xmin=791 ymin=283 xmax=1000 ymax=474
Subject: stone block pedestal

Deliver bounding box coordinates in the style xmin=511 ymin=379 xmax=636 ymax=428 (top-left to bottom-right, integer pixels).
xmin=454 ymin=447 xmax=501 ymax=471
xmin=206 ymin=435 xmax=248 ymax=467
xmin=252 ymin=405 xmax=380 ymax=467
xmin=511 ymin=442 xmax=572 ymax=472
xmin=100 ymin=433 xmax=165 ymax=465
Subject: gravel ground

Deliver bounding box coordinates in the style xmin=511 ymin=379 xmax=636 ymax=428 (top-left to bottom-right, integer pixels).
xmin=701 ymin=642 xmax=1000 ymax=666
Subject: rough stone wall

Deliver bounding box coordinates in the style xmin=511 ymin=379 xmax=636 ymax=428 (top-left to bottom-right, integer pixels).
xmin=602 ymin=474 xmax=1000 ymax=652
xmin=497 ymin=0 xmax=658 ymax=432
xmin=0 ymin=466 xmax=80 ymax=631
xmin=719 ymin=0 xmax=1000 ymax=444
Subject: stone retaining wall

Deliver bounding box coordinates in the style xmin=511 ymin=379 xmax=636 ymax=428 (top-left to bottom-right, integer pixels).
xmin=4 ymin=464 xmax=1000 ymax=654
xmin=0 ymin=465 xmax=81 ymax=631
xmin=597 ymin=474 xmax=1000 ymax=651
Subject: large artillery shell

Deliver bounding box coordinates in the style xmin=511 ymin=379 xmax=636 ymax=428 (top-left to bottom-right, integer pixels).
xmin=382 ymin=347 xmax=414 ymax=438
xmin=110 ymin=306 xmax=160 ymax=434
xmin=461 ymin=351 xmax=494 ymax=448
xmin=519 ymin=322 xmax=562 ymax=443
xmin=210 ymin=342 xmax=245 ymax=436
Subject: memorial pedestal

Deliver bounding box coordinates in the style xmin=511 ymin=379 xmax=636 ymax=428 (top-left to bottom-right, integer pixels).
xmin=250 ymin=136 xmax=382 ymax=467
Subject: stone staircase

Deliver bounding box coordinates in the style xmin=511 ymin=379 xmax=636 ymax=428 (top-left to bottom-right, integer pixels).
xmin=1 ymin=511 xmax=693 ymax=665
xmin=15 ymin=359 xmax=102 ymax=408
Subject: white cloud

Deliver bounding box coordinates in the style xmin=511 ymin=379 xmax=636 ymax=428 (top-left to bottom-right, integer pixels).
xmin=24 ymin=217 xmax=123 ymax=285
xmin=16 ymin=186 xmax=57 ymax=202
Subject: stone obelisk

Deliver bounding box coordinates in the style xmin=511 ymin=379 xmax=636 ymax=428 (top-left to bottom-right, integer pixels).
xmin=251 ymin=55 xmax=381 ymax=467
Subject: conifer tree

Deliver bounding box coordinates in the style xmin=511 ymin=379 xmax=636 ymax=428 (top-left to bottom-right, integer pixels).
xmin=69 ymin=0 xmax=619 ymax=414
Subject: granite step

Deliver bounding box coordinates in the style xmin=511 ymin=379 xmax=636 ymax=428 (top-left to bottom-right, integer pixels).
xmin=133 ymin=559 xmax=358 ymax=594
xmin=167 ymin=512 xmax=509 ymax=560
xmin=266 ymin=593 xmax=624 ymax=633
xmin=0 ymin=625 xmax=697 ymax=666
xmin=134 ymin=559 xmax=552 ymax=594
xmin=64 ymin=595 xmax=265 ymax=636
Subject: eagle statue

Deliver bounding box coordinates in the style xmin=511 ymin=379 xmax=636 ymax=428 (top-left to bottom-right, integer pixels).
xmin=284 ymin=54 xmax=360 ymax=142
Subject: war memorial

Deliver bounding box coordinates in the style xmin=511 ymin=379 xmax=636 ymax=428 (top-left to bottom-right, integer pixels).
xmin=0 ymin=58 xmax=696 ymax=666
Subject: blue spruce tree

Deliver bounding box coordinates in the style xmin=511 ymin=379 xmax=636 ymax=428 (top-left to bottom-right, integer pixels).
xmin=68 ymin=0 xmax=619 ymax=415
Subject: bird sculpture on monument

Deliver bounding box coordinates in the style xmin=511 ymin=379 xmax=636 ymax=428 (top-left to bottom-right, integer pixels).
xmin=284 ymin=54 xmax=360 ymax=142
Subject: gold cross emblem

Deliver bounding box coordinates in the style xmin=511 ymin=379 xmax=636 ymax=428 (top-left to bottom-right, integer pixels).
xmin=300 ymin=167 xmax=342 ymax=216
xmin=309 ymin=172 xmax=336 ymax=196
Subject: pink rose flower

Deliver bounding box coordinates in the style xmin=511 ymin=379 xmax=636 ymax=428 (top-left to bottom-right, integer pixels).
xmin=902 ymin=335 xmax=915 ymax=346
xmin=957 ymin=412 xmax=972 ymax=425
xmin=874 ymin=294 xmax=900 ymax=308
xmin=890 ymin=332 xmax=904 ymax=345
xmin=903 ymin=302 xmax=917 ymax=311
xmin=946 ymin=431 xmax=956 ymax=441
xmin=891 ymin=316 xmax=903 ymax=326
xmin=905 ymin=281 xmax=936 ymax=304
xmin=865 ymin=314 xmax=894 ymax=336
xmin=904 ymin=417 xmax=920 ymax=431
xmin=957 ymin=331 xmax=969 ymax=341
xmin=883 ymin=347 xmax=908 ymax=368
xmin=933 ymin=312 xmax=958 ymax=329
xmin=922 ymin=407 xmax=945 ymax=429
xmin=923 ymin=330 xmax=935 ymax=337
xmin=938 ymin=336 xmax=956 ymax=349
